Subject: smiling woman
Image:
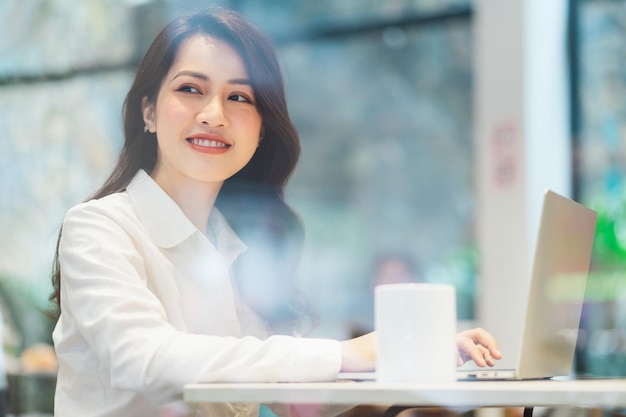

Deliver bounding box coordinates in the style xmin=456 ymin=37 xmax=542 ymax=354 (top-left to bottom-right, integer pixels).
xmin=142 ymin=35 xmax=263 ymax=207
xmin=47 ymin=6 xmax=500 ymax=417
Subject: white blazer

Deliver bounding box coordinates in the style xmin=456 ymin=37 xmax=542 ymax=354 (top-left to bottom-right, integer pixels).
xmin=53 ymin=170 xmax=342 ymax=417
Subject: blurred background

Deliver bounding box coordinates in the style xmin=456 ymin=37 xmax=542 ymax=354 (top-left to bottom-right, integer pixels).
xmin=1 ymin=0 xmax=626 ymax=415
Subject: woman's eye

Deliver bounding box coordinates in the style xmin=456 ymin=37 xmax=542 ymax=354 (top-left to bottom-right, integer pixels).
xmin=229 ymin=94 xmax=252 ymax=103
xmin=178 ymin=85 xmax=200 ymax=94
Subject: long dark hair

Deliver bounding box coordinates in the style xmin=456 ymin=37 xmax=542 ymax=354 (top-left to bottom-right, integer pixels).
xmin=50 ymin=7 xmax=313 ymax=333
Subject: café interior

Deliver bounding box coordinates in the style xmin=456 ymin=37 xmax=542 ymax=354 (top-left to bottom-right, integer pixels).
xmin=1 ymin=0 xmax=625 ymax=415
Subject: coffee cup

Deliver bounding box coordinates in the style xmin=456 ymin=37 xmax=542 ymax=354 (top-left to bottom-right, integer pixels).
xmin=375 ymin=283 xmax=457 ymax=383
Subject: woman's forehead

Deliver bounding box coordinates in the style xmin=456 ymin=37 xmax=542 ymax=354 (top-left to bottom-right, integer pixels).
xmin=167 ymin=34 xmax=249 ymax=80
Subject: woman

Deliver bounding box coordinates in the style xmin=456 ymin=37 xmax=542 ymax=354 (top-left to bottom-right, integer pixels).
xmin=50 ymin=7 xmax=501 ymax=417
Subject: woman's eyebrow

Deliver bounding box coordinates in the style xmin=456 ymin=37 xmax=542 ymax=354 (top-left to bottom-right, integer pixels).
xmin=229 ymin=78 xmax=252 ymax=86
xmin=172 ymin=70 xmax=208 ymax=81
xmin=171 ymin=71 xmax=251 ymax=86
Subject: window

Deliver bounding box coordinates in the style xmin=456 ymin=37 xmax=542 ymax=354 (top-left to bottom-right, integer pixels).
xmin=572 ymin=0 xmax=626 ymax=377
xmin=253 ymin=3 xmax=477 ymax=337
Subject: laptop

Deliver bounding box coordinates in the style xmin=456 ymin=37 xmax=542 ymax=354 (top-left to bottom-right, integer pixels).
xmin=339 ymin=189 xmax=598 ymax=382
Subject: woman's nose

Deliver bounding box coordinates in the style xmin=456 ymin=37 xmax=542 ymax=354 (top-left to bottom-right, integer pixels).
xmin=197 ymin=96 xmax=227 ymax=127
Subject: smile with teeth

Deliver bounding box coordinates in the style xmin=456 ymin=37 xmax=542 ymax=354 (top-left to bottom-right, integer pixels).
xmin=187 ymin=138 xmax=230 ymax=148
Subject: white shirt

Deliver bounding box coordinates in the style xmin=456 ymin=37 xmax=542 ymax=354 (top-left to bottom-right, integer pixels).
xmin=52 ymin=170 xmax=342 ymax=417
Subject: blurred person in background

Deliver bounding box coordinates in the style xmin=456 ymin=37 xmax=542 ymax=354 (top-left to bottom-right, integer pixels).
xmin=349 ymin=252 xmax=422 ymax=338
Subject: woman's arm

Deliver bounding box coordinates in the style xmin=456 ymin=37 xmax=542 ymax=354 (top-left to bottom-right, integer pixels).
xmin=339 ymin=328 xmax=501 ymax=372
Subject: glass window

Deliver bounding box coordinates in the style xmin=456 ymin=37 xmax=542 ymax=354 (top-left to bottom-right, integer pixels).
xmin=273 ymin=12 xmax=476 ymax=338
xmin=0 ymin=0 xmax=477 ymax=341
xmin=573 ymin=0 xmax=626 ymax=377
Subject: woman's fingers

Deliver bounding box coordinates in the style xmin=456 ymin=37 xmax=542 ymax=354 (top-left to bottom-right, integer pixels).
xmin=457 ymin=336 xmax=487 ymax=366
xmin=456 ymin=328 xmax=502 ymax=367
xmin=461 ymin=328 xmax=502 ymax=358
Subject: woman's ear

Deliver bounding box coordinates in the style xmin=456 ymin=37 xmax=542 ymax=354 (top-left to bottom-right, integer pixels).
xmin=141 ymin=96 xmax=156 ymax=133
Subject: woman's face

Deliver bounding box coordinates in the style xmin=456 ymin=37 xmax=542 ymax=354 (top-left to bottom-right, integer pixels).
xmin=142 ymin=34 xmax=262 ymax=188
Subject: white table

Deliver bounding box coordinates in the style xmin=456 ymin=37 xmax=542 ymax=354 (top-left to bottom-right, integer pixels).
xmin=184 ymin=379 xmax=626 ymax=416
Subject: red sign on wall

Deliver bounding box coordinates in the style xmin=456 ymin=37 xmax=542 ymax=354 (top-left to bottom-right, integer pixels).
xmin=491 ymin=122 xmax=519 ymax=188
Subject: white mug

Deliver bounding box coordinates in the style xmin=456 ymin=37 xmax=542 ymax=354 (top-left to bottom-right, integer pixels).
xmin=375 ymin=283 xmax=457 ymax=383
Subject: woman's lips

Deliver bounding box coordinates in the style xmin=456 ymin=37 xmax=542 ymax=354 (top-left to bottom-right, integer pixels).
xmin=187 ymin=136 xmax=231 ymax=154
xmin=187 ymin=137 xmax=230 ymax=148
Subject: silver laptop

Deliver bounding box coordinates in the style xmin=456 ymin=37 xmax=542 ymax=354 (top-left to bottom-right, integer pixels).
xmin=459 ymin=189 xmax=597 ymax=380
xmin=338 ymin=190 xmax=597 ymax=382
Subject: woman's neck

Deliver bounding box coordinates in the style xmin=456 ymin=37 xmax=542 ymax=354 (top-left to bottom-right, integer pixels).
xmin=150 ymin=169 xmax=223 ymax=231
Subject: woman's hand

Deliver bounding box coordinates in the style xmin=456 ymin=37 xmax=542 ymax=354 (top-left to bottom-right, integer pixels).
xmin=340 ymin=328 xmax=502 ymax=372
xmin=456 ymin=327 xmax=502 ymax=367
xmin=339 ymin=332 xmax=377 ymax=372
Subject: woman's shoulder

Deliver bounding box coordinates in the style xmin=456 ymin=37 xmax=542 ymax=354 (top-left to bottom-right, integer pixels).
xmin=59 ymin=191 xmax=151 ymax=250
xmin=64 ymin=191 xmax=136 ymax=225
